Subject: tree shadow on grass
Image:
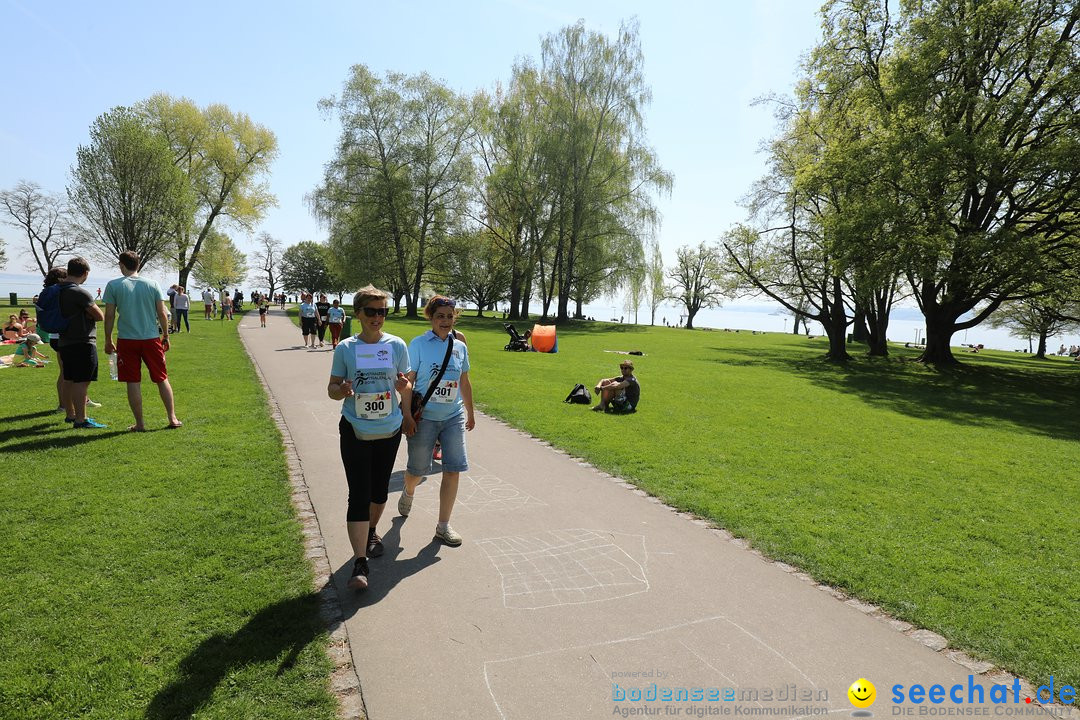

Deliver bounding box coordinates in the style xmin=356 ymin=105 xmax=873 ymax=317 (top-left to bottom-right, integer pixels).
xmin=143 ymin=593 xmax=329 ymax=720
xmin=710 ymin=346 xmax=1080 ymax=442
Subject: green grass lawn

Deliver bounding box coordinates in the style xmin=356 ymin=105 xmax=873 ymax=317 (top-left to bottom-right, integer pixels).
xmin=5 ymin=303 xmax=1078 ymax=716
xmin=349 ymin=310 xmax=1078 ymax=687
xmin=0 ymin=306 xmax=336 ymax=720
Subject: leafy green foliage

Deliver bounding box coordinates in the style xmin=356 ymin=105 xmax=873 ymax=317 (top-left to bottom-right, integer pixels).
xmin=280 ymin=240 xmax=335 ymax=295
xmin=68 ymin=107 xmax=194 ymax=270
xmin=141 ymin=94 xmax=278 ymax=289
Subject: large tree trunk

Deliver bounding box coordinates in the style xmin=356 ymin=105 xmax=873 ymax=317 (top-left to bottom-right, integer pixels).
xmin=508 ymin=274 xmax=522 ymax=321
xmin=685 ymin=306 xmax=698 ymax=330
xmin=792 ymin=315 xmax=802 ymax=335
xmin=822 ymin=277 xmax=850 ymax=362
xmin=867 ymin=314 xmax=890 ymax=357
xmin=575 ymin=296 xmax=584 ymax=320
xmin=822 ymin=312 xmax=850 ymax=361
xmin=851 ymin=307 xmax=869 ymax=343
xmin=918 ymin=309 xmax=959 ymax=365
xmin=1035 ymin=330 xmax=1048 ymax=359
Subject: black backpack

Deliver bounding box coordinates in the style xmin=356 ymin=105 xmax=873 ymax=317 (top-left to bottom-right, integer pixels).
xmin=564 ymin=383 xmax=591 ymax=404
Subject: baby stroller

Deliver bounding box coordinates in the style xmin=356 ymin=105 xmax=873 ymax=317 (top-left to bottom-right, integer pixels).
xmin=503 ymin=323 xmax=530 ymax=352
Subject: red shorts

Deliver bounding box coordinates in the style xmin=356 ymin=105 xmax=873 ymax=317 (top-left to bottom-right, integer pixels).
xmin=117 ymin=338 xmax=168 ymax=383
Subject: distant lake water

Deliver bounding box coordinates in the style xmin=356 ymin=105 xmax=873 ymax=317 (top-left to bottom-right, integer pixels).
xmin=3 ymin=270 xmax=1076 ymax=352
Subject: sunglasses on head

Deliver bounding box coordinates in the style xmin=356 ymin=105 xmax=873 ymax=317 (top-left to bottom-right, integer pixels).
xmin=361 ymin=307 xmax=389 ymax=317
xmin=432 ymin=298 xmax=456 ymax=308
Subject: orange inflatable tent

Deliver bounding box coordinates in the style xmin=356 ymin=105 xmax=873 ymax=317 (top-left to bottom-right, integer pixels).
xmin=530 ymin=324 xmax=558 ymax=353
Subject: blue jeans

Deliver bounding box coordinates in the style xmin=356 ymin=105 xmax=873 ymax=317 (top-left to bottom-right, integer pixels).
xmin=407 ymin=411 xmax=468 ymax=475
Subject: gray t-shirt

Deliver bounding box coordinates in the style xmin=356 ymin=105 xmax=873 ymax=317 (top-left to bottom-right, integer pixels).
xmin=58 ymin=285 xmax=96 ymax=347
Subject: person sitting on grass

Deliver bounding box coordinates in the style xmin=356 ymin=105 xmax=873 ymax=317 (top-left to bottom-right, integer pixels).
xmin=592 ymin=360 xmax=640 ymax=413
xmin=11 ymin=334 xmax=49 ymax=367
xmin=4 ymin=314 xmax=26 ymax=341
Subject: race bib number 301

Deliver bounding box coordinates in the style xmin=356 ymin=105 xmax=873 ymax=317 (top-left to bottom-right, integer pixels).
xmin=355 ymin=391 xmax=393 ymax=419
xmin=430 ymin=379 xmax=459 ymax=404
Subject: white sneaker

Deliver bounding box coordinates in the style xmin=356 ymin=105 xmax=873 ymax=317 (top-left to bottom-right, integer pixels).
xmin=435 ymin=524 xmax=462 ymax=547
xmin=86 ymin=399 xmax=102 ymax=408
xmin=398 ymin=491 xmax=413 ymax=517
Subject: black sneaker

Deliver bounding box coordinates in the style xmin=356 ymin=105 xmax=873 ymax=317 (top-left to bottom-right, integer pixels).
xmin=367 ymin=528 xmax=384 ymax=558
xmin=347 ymin=557 xmax=369 ymax=591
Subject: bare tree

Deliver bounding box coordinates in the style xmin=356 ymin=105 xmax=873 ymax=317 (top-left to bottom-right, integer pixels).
xmin=249 ymin=231 xmax=283 ymax=297
xmin=667 ymin=242 xmax=728 ymax=330
xmin=0 ymin=181 xmax=78 ymax=276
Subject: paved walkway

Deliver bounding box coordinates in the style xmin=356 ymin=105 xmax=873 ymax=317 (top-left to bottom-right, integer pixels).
xmin=239 ymin=309 xmax=1023 ymax=720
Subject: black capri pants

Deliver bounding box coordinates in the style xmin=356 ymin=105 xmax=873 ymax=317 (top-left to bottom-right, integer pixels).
xmin=339 ymin=417 xmax=402 ymax=522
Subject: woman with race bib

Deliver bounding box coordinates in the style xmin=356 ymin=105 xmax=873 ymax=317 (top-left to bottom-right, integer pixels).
xmin=398 ymin=296 xmax=475 ymax=547
xmin=327 ymin=285 xmax=412 ymax=591
xmin=299 ymin=293 xmax=319 ymax=349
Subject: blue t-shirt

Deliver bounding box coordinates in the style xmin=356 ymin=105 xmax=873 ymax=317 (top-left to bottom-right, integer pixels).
xmin=408 ymin=330 xmax=470 ymax=422
xmin=328 ymin=306 xmax=346 ymax=323
xmin=299 ymin=302 xmax=318 ymax=319
xmin=103 ymin=275 xmax=165 ymax=340
xmin=331 ymin=332 xmax=410 ymax=436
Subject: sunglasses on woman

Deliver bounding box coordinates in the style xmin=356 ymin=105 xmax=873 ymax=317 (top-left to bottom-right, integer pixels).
xmin=361 ymin=307 xmax=389 ymax=317
xmin=432 ymin=298 xmax=456 ymax=308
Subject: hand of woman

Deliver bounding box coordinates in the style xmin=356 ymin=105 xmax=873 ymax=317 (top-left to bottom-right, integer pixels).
xmin=401 ymin=414 xmax=417 ymax=437
xmin=394 ymin=372 xmax=411 ymax=393
xmin=340 ymin=379 xmax=354 ymax=397
xmin=465 ymin=413 xmax=475 ymax=431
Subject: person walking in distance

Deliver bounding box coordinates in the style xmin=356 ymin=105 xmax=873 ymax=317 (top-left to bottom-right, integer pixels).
xmin=315 ymin=293 xmax=332 ymax=348
xmin=173 ymin=286 xmax=191 ymax=332
xmin=102 ymin=251 xmax=182 ymax=432
xmin=327 ymin=298 xmax=345 ymax=347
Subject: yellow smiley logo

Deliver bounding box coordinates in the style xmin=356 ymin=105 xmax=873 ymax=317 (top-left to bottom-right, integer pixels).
xmin=848 ymin=679 xmax=876 ymax=708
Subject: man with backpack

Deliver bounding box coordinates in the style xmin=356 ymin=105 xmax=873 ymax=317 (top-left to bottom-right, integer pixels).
xmin=56 ymin=257 xmax=107 ymax=429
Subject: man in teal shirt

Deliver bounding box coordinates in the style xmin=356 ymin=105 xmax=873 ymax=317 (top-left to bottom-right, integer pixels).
xmin=102 ymin=251 xmax=182 ymax=432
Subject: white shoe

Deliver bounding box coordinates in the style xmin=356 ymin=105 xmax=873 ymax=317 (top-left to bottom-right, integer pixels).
xmin=86 ymin=399 xmax=102 ymax=408
xmin=398 ymin=491 xmax=413 ymax=517
xmin=435 ymin=524 xmax=462 ymax=547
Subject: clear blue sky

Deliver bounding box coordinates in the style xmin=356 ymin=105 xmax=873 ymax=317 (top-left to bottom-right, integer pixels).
xmin=0 ymin=0 xmax=822 ymax=274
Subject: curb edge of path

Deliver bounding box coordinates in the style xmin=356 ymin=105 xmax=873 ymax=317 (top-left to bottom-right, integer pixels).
xmin=240 ymin=325 xmax=368 ymax=720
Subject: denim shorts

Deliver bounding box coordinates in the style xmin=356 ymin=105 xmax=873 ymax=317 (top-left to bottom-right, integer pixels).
xmin=407 ymin=411 xmax=468 ymax=475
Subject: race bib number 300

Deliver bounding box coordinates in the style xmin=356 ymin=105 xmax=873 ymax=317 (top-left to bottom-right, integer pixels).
xmin=355 ymin=391 xmax=393 ymax=419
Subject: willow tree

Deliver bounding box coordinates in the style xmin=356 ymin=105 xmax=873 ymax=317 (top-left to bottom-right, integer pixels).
xmin=535 ymin=20 xmax=671 ymax=322
xmin=140 ymin=94 xmax=277 ymax=291
xmin=312 ymin=67 xmax=474 ymax=317
xmin=472 ymin=70 xmax=554 ymax=320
